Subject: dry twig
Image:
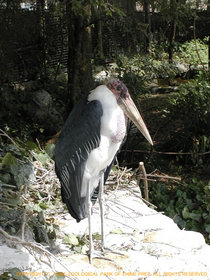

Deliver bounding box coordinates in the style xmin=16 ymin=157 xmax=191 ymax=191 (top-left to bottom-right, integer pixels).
xmin=0 ymin=129 xmax=20 ymax=148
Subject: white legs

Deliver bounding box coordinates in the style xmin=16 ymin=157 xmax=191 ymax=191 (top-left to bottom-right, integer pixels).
xmin=99 ymin=172 xmax=105 ymax=250
xmin=87 ymin=174 xmax=123 ymax=263
xmin=87 ymin=173 xmax=106 ymax=263
xmin=87 ymin=180 xmax=93 ymax=263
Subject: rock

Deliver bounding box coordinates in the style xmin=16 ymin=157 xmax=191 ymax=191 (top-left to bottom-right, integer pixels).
xmin=0 ymin=184 xmax=209 ymax=279
xmin=175 ymin=62 xmax=188 ymax=75
xmin=184 ymin=64 xmax=207 ymax=79
xmin=27 ymin=89 xmax=63 ymax=134
xmin=151 ymin=229 xmax=205 ymax=250
xmin=151 ymin=86 xmax=179 ymax=94
xmin=0 ymin=245 xmax=36 ymax=272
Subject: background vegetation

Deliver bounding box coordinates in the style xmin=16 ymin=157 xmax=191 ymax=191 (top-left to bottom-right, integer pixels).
xmin=0 ymin=0 xmax=210 ymax=252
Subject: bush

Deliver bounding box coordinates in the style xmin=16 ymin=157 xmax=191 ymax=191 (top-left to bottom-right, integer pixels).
xmin=166 ymin=79 xmax=210 ymax=164
xmin=149 ymin=178 xmax=210 ymax=243
xmin=175 ymin=37 xmax=209 ymax=65
xmin=115 ymin=53 xmax=179 ymax=98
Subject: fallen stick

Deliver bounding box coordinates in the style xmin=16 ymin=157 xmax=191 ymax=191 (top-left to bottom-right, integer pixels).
xmin=144 ymin=174 xmax=181 ymax=181
xmin=139 ymin=162 xmax=149 ymax=202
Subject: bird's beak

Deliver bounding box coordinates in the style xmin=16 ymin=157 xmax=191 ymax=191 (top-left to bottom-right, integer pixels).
xmin=118 ymin=95 xmax=153 ymax=146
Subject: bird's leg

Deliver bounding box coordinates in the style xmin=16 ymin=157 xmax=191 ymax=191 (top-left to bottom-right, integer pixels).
xmin=99 ymin=172 xmax=106 ymax=250
xmin=99 ymin=172 xmax=125 ymax=258
xmin=87 ymin=178 xmax=113 ymax=263
xmin=87 ymin=180 xmax=93 ymax=263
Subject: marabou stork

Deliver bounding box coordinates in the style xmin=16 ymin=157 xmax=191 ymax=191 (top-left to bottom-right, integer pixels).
xmin=55 ymin=78 xmax=153 ymax=262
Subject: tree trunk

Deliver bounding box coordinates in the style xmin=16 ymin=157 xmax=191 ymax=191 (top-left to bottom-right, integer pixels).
xmin=125 ymin=0 xmax=136 ymax=13
xmin=36 ymin=0 xmax=47 ymax=78
xmin=94 ymin=2 xmax=104 ymax=64
xmin=143 ymin=0 xmax=151 ymax=53
xmin=208 ymin=33 xmax=210 ymax=71
xmin=208 ymin=0 xmax=210 ymax=69
xmin=66 ymin=1 xmax=94 ymax=110
xmin=168 ymin=0 xmax=177 ymax=63
xmin=168 ymin=20 xmax=176 ymax=63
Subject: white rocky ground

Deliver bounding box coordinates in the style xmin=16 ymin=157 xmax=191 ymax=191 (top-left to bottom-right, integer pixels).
xmin=0 ymin=180 xmax=210 ymax=280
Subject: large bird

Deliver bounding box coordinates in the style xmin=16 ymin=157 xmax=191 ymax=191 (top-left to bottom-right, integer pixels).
xmin=55 ymin=78 xmax=153 ymax=262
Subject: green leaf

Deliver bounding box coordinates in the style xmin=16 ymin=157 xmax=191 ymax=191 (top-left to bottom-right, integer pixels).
xmin=110 ymin=228 xmax=123 ymax=234
xmin=39 ymin=202 xmax=48 ymax=210
xmin=73 ymin=245 xmax=82 ymax=253
xmin=50 ymin=272 xmax=65 ymax=280
xmin=2 ymin=152 xmax=18 ymax=173
xmin=192 ymin=177 xmax=197 ymax=184
xmin=63 ymin=234 xmax=79 ymax=246
xmin=45 ymin=143 xmax=55 ymax=159
xmin=2 ymin=152 xmax=14 ymax=166
xmin=0 ymin=272 xmax=10 ymax=280
xmin=205 ymin=224 xmax=210 ymax=234
xmin=0 ymin=173 xmax=11 ymax=184
xmin=93 ymin=233 xmax=101 ymax=240
xmin=189 ymin=212 xmax=202 ymax=222
xmin=33 ymin=151 xmax=49 ymax=164
xmin=7 ymin=268 xmax=29 ymax=280
xmin=182 ymin=206 xmax=190 ymax=219
xmin=25 ymin=141 xmax=39 ymax=151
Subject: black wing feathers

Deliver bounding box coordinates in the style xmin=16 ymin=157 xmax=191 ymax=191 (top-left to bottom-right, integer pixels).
xmin=55 ymin=97 xmax=103 ymax=222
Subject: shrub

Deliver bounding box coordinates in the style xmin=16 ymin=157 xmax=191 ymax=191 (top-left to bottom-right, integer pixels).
xmin=166 ymin=79 xmax=210 ymax=164
xmin=149 ymin=178 xmax=210 ymax=243
xmin=175 ymin=37 xmax=209 ymax=65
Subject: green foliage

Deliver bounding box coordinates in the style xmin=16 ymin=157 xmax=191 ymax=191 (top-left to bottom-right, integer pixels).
xmin=63 ymin=234 xmax=88 ymax=254
xmin=71 ymin=0 xmax=124 ymax=17
xmin=0 ymin=269 xmax=65 ymax=280
xmin=2 ymin=152 xmax=18 ymax=174
xmin=49 ymin=273 xmax=65 ymax=280
xmin=115 ymin=53 xmax=180 ymax=98
xmin=175 ymin=37 xmax=209 ymax=65
xmin=149 ymin=179 xmax=210 ymax=243
xmin=110 ymin=228 xmax=123 ymax=234
xmin=0 ymin=268 xmax=29 ymax=280
xmin=1 ymin=149 xmax=33 ymax=189
xmin=115 ymin=54 xmax=148 ymax=97
xmin=0 ymin=137 xmax=54 ymax=189
xmin=45 ymin=143 xmax=56 ymax=159
xmin=0 ymin=135 xmax=58 ymax=243
xmin=166 ymin=79 xmax=210 ymax=164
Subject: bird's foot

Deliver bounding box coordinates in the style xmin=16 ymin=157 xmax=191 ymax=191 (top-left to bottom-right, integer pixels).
xmin=102 ymin=245 xmax=124 ymax=256
xmin=89 ymin=249 xmax=114 ymax=264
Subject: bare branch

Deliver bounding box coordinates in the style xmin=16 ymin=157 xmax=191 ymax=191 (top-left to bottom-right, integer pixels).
xmin=0 ymin=129 xmax=20 ymax=148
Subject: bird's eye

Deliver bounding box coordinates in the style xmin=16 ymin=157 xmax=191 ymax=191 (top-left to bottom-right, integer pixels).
xmin=117 ymin=85 xmax=122 ymax=92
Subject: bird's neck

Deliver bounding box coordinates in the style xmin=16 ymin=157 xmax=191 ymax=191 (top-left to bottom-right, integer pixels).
xmin=88 ymin=85 xmax=117 ymax=108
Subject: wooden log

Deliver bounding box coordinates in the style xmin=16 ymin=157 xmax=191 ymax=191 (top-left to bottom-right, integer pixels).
xmin=139 ymin=162 xmax=149 ymax=202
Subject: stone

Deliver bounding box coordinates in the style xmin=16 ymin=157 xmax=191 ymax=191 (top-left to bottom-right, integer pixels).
xmin=27 ymin=89 xmax=63 ymax=134
xmin=0 ymin=184 xmax=209 ymax=279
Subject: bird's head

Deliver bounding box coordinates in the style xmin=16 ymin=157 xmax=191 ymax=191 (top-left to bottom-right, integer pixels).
xmin=107 ymin=78 xmax=153 ymax=146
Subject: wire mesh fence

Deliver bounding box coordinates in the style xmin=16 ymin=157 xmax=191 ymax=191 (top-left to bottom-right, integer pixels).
xmin=0 ymin=4 xmax=208 ymax=83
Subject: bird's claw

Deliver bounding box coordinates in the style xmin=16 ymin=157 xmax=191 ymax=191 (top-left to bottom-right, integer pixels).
xmin=102 ymin=246 xmax=125 ymax=256
xmin=89 ymin=250 xmax=114 ymax=264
